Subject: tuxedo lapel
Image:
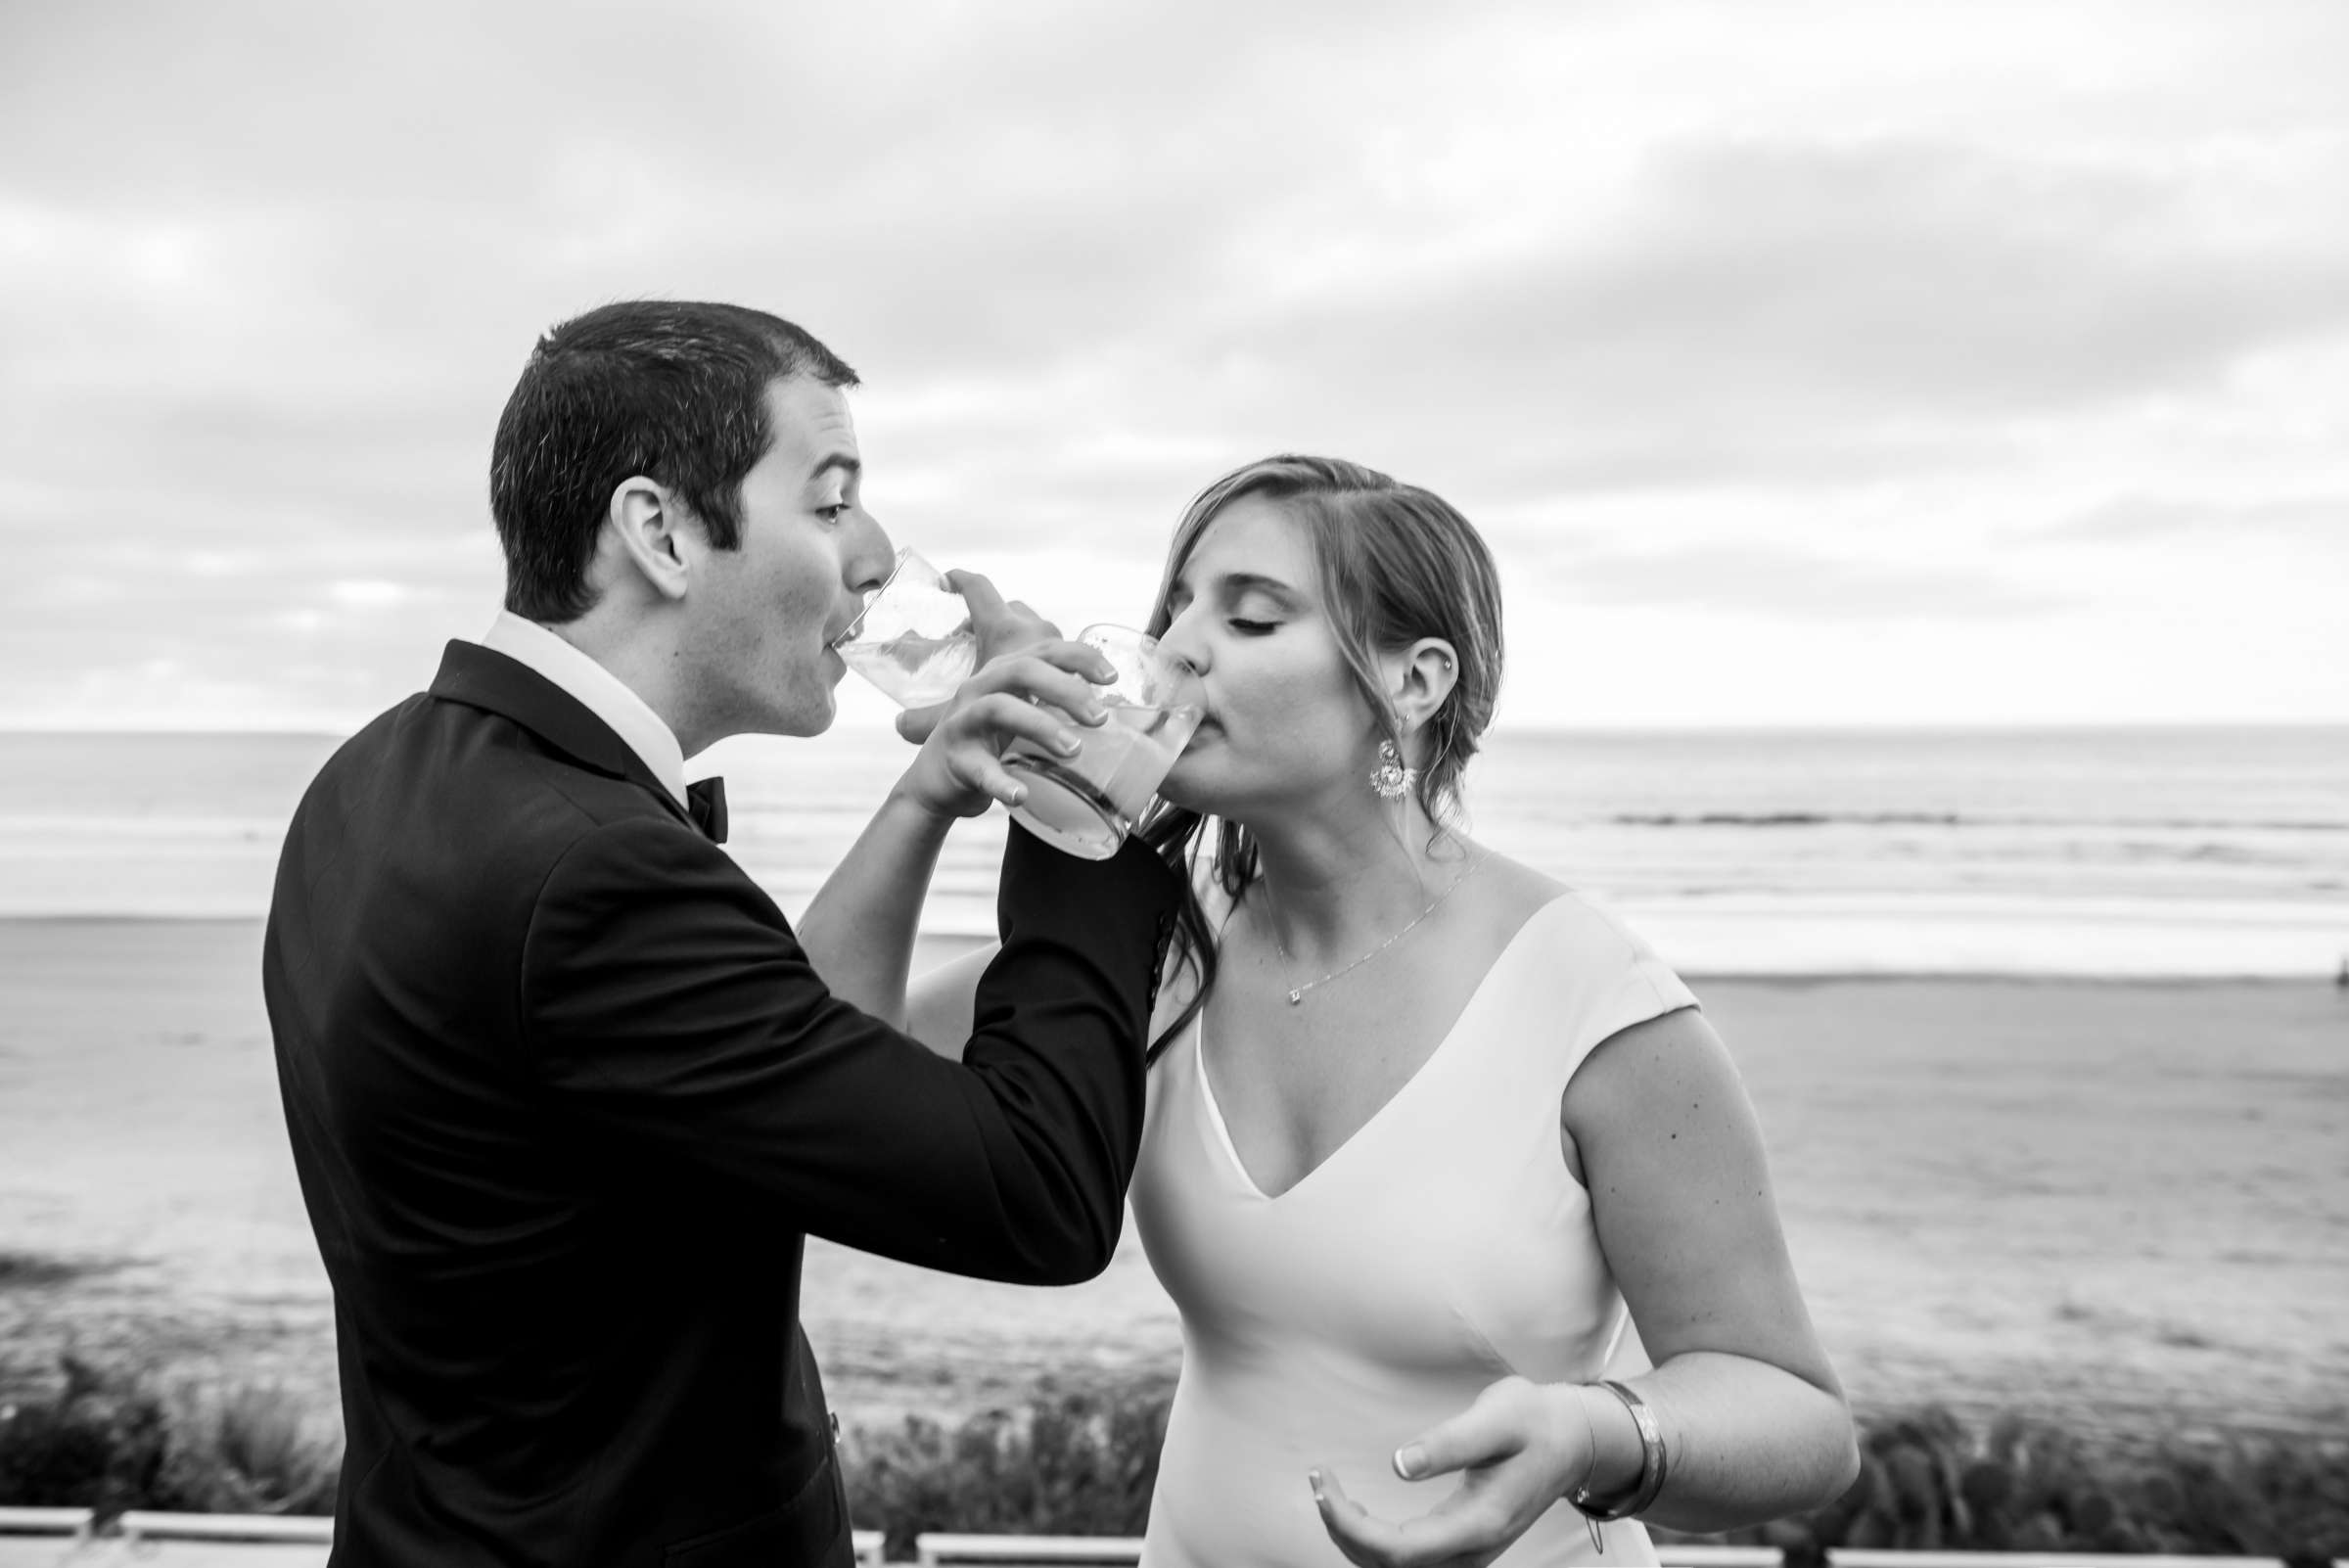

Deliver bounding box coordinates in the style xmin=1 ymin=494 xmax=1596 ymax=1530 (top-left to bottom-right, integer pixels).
xmin=428 ymin=640 xmax=699 ymax=835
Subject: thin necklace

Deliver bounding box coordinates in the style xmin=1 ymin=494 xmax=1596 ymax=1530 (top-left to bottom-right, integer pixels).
xmin=1264 ymin=853 xmax=1485 ymax=1006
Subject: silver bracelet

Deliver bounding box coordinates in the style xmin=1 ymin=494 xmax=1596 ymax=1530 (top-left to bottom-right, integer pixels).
xmin=1568 ymin=1389 xmax=1607 ymax=1552
xmin=1570 ymin=1379 xmax=1669 ymax=1523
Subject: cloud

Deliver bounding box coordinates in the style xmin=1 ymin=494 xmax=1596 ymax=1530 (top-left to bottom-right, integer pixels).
xmin=1539 ymin=539 xmax=2068 ymax=622
xmin=824 ymin=125 xmax=2349 ymax=530
xmin=2039 ymin=493 xmax=2349 ymax=545
xmin=1139 ymin=134 xmax=2349 ymax=500
xmin=1 ymin=0 xmax=2345 ymax=724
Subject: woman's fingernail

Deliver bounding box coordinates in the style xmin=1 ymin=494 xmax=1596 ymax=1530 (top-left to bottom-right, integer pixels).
xmin=1058 ymin=733 xmax=1082 ymax=755
xmin=1308 ymin=1468 xmax=1324 ymax=1502
xmin=1395 ymin=1445 xmax=1426 ymax=1479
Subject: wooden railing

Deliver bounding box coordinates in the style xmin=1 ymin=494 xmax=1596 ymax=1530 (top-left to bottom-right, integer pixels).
xmin=912 ymin=1537 xmax=1791 ymax=1565
xmin=0 ymin=1508 xmax=890 ymax=1563
xmin=2 ymin=1510 xmax=2339 ymax=1568
xmin=911 ymin=1541 xmax=1730 ymax=1566
xmin=908 ymin=1538 xmax=2328 ymax=1568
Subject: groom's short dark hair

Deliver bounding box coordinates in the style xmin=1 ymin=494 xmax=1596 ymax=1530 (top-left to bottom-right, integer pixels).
xmin=490 ymin=300 xmax=860 ymax=623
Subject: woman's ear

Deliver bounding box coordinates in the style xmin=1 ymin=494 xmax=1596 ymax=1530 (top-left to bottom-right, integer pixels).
xmin=601 ymin=476 xmax=692 ymax=603
xmin=1386 ymin=637 xmax=1459 ymax=747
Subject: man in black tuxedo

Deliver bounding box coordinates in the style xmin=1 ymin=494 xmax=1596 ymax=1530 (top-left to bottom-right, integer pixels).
xmin=263 ymin=300 xmax=1179 ymax=1566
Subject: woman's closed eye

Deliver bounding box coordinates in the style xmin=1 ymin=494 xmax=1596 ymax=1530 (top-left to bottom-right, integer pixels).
xmin=1228 ymin=617 xmax=1278 ymax=635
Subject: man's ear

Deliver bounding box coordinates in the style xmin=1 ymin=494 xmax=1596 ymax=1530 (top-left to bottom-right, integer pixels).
xmin=605 ymin=476 xmax=692 ymax=603
xmin=1386 ymin=636 xmax=1459 ymax=747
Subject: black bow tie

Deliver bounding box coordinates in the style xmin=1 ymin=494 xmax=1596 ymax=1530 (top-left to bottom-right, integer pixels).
xmin=687 ymin=777 xmax=728 ymax=844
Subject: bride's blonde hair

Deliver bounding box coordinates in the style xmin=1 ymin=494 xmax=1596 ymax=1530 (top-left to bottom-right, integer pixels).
xmin=1138 ymin=453 xmax=1505 ymax=1057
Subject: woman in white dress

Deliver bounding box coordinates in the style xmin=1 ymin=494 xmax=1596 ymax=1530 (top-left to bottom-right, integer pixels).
xmin=895 ymin=455 xmax=1858 ymax=1565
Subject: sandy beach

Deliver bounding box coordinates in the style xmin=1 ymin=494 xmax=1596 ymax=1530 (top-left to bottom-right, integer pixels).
xmin=2 ymin=917 xmax=2343 ymax=1449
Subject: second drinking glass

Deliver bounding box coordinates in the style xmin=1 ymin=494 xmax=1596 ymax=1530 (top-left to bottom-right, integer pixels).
xmin=1003 ymin=625 xmax=1204 ymax=860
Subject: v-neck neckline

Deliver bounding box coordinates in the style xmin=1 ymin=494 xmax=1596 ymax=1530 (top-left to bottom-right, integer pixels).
xmin=1193 ymin=895 xmax=1572 ymax=1204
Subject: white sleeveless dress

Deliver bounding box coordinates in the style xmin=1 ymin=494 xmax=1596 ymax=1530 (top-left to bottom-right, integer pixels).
xmin=1131 ymin=893 xmax=1699 ymax=1567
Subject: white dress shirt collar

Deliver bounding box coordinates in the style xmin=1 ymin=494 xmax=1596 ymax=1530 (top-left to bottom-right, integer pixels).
xmin=480 ymin=611 xmax=688 ymax=807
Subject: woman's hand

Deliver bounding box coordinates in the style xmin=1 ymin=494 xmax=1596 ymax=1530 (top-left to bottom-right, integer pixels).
xmin=894 ymin=569 xmax=1072 ymax=746
xmin=894 ymin=642 xmax=1112 ymax=821
xmin=798 ymin=568 xmax=1114 ymax=1016
xmin=1313 ymin=1376 xmax=1595 ymax=1568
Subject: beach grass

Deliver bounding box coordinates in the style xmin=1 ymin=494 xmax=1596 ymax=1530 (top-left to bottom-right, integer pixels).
xmin=2 ymin=917 xmax=2344 ymax=1493
xmin=4 ymin=1360 xmax=2342 ymax=1555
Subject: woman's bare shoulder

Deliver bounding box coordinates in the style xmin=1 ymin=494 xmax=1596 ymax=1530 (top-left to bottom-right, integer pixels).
xmin=1454 ymin=847 xmax=1695 ymax=992
xmin=1452 ymin=842 xmax=1573 ymax=940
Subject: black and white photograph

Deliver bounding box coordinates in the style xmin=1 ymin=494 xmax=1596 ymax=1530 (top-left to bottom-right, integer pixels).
xmin=1 ymin=4 xmax=2343 ymax=1566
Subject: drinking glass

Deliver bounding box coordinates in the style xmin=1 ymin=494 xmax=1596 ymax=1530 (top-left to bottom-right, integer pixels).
xmin=832 ymin=547 xmax=979 ymax=708
xmin=1004 ymin=625 xmax=1204 ymax=860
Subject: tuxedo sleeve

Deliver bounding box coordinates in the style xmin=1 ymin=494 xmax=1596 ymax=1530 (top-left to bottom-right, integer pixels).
xmin=519 ymin=817 xmax=1180 ymax=1284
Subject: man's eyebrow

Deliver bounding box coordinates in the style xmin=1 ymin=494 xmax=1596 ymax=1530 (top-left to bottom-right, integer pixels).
xmin=806 ymin=452 xmax=862 ymax=484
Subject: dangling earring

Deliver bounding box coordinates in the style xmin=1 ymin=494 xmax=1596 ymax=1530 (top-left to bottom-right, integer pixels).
xmin=1369 ymin=739 xmax=1417 ymax=801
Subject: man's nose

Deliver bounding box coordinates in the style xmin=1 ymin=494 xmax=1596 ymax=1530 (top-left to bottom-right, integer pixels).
xmin=848 ymin=507 xmax=893 ymax=597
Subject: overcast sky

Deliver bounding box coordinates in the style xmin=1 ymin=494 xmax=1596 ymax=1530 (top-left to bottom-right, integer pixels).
xmin=4 ymin=1 xmax=2345 ymax=732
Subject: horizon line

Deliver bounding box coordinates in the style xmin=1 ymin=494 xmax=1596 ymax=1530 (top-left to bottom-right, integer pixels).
xmin=3 ymin=717 xmax=2344 ymax=740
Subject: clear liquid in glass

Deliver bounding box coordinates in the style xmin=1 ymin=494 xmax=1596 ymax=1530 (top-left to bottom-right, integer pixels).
xmin=1006 ymin=701 xmax=1202 ymax=859
xmin=837 ymin=630 xmax=978 ymax=708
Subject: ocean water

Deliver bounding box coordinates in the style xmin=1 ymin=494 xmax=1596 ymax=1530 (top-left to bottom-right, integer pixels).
xmin=2 ymin=723 xmax=2343 ymax=976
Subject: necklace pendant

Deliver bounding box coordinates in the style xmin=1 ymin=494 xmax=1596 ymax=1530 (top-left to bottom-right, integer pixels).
xmin=1287 ymin=988 xmax=1304 ymax=1005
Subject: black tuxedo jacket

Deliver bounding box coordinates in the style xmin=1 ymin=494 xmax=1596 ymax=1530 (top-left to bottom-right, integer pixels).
xmin=262 ymin=641 xmax=1178 ymax=1566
